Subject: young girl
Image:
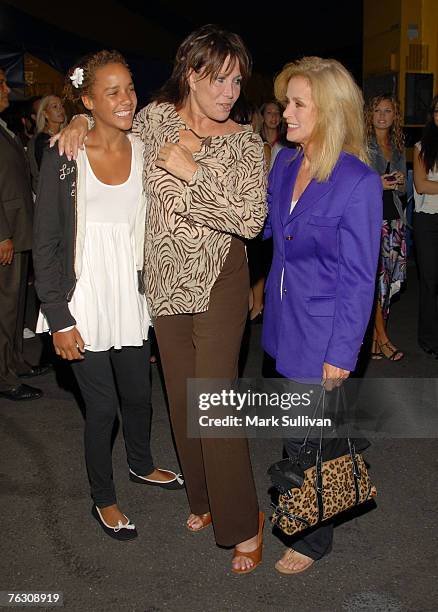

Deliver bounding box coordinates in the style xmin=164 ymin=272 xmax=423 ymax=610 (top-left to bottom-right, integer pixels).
xmin=33 ymin=51 xmax=183 ymax=541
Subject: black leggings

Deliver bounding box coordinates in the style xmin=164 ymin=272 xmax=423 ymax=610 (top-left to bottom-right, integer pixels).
xmin=71 ymin=341 xmax=154 ymax=507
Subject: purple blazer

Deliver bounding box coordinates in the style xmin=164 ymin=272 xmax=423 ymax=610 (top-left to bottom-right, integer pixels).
xmin=262 ymin=148 xmax=382 ymax=381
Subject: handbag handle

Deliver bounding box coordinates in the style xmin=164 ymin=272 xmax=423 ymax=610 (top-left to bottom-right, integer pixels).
xmin=298 ymin=385 xmax=358 ymax=466
xmin=314 ymin=386 xmax=360 ymax=493
xmin=298 ymin=386 xmax=326 ymax=462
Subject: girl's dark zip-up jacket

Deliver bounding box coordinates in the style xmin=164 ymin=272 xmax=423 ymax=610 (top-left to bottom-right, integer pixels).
xmin=33 ymin=147 xmax=78 ymax=332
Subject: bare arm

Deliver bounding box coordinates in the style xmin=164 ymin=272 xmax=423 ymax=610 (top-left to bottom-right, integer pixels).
xmin=413 ymin=146 xmax=438 ymax=195
xmin=51 ymin=115 xmax=90 ymax=160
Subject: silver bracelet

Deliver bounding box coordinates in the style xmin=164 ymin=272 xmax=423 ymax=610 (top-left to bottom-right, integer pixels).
xmin=72 ymin=113 xmax=95 ymax=130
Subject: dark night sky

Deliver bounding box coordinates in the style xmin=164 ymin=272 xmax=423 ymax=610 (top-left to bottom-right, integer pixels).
xmin=1 ymin=0 xmax=364 ymax=101
xmin=120 ymin=0 xmax=364 ymax=80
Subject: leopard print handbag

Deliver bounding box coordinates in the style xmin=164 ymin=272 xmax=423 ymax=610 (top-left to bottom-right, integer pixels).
xmin=270 ymin=389 xmax=377 ymax=536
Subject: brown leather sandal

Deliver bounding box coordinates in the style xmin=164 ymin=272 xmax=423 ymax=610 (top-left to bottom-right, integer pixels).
xmin=186 ymin=512 xmax=212 ymax=532
xmin=231 ymin=511 xmax=264 ymax=575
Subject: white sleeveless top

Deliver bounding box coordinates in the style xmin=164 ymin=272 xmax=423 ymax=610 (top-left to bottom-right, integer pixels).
xmin=414 ymin=142 xmax=438 ymax=214
xmin=37 ymin=142 xmax=151 ymax=351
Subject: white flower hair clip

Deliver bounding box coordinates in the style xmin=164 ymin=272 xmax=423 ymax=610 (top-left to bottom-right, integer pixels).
xmin=70 ymin=67 xmax=84 ymax=89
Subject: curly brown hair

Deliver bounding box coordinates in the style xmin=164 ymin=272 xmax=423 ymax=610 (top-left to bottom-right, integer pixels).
xmin=365 ymin=94 xmax=405 ymax=153
xmin=63 ymin=50 xmax=130 ymax=105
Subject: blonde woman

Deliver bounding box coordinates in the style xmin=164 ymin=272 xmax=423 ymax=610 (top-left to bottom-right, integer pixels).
xmin=262 ymin=57 xmax=382 ymax=574
xmin=33 ymin=95 xmax=66 ymax=169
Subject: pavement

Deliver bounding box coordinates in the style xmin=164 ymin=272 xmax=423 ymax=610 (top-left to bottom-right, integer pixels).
xmin=1 ymin=258 xmax=437 ymax=612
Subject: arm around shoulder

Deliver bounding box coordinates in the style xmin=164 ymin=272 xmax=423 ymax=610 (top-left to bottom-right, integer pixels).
xmin=132 ymin=102 xmax=160 ymax=145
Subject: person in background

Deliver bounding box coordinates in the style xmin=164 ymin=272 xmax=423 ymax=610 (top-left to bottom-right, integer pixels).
xmin=249 ymin=102 xmax=263 ymax=134
xmin=0 ymin=67 xmax=47 ymax=402
xmin=5 ymin=97 xmax=40 ymax=148
xmin=259 ymin=100 xmax=285 ymax=169
xmin=413 ymin=95 xmax=438 ymax=358
xmin=247 ymin=101 xmax=285 ymax=322
xmin=262 ymin=56 xmax=381 ymax=574
xmin=5 ymin=97 xmax=42 ymax=339
xmin=33 ymin=95 xmax=66 ymax=170
xmin=365 ymin=94 xmax=406 ymax=361
xmin=25 ymin=97 xmax=42 ymax=194
xmin=33 ymin=51 xmax=182 ymax=541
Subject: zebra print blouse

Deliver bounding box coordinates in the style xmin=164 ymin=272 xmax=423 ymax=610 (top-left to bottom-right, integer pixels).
xmin=132 ymin=102 xmax=266 ymax=318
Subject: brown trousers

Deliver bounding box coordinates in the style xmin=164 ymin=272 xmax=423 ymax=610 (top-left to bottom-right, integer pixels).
xmin=154 ymin=238 xmax=259 ymax=546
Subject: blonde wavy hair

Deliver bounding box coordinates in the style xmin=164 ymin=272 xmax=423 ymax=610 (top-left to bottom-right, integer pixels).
xmin=274 ymin=56 xmax=368 ymax=182
xmin=365 ymin=94 xmax=405 ymax=153
xmin=35 ymin=95 xmax=66 ymax=134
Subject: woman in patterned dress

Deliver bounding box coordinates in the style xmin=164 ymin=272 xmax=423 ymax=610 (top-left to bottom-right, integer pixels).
xmin=57 ymin=26 xmax=266 ymax=573
xmin=365 ymin=95 xmax=407 ymax=361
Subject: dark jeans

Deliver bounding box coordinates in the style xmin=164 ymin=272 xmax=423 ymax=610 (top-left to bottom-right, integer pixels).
xmin=71 ymin=341 xmax=154 ymax=507
xmin=273 ymin=378 xmax=335 ymax=561
xmin=414 ymin=211 xmax=438 ymax=351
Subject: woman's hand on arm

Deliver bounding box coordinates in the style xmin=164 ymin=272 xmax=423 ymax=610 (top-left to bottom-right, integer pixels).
xmin=155 ymin=142 xmax=199 ymax=182
xmin=322 ymin=362 xmax=350 ymax=391
xmin=50 ymin=115 xmax=90 ymax=161
xmin=52 ymin=327 xmax=85 ymax=361
xmin=413 ymin=146 xmax=438 ymax=195
xmin=172 ymin=133 xmax=267 ymax=238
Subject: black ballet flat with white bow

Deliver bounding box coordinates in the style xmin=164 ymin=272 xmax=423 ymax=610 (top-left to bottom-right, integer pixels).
xmin=129 ymin=469 xmax=184 ymax=490
xmin=91 ymin=505 xmax=138 ymax=541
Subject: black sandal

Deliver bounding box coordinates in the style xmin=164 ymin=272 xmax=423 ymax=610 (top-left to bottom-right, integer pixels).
xmin=379 ymin=341 xmax=404 ymax=361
